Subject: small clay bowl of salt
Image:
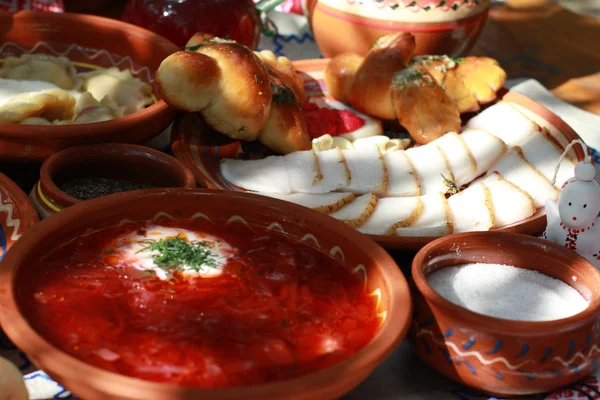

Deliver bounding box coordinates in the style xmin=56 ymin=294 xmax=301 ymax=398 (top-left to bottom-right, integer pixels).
xmin=30 ymin=143 xmax=196 ymax=219
xmin=410 ymin=231 xmax=600 ymax=397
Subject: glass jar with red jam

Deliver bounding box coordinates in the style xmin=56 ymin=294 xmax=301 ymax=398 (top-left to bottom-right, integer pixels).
xmin=123 ymin=0 xmax=263 ymax=49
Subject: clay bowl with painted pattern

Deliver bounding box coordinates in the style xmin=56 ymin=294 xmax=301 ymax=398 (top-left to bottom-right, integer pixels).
xmin=0 ymin=188 xmax=412 ymax=400
xmin=410 ymin=231 xmax=600 ymax=397
xmin=30 ymin=143 xmax=196 ymax=219
xmin=306 ymin=0 xmax=490 ymax=58
xmin=0 ymin=11 xmax=178 ymax=162
xmin=0 ymin=172 xmax=38 ymax=261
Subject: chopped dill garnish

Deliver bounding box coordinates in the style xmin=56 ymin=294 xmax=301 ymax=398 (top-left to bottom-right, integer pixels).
xmin=271 ymin=83 xmax=297 ymax=105
xmin=186 ymin=43 xmax=204 ymax=51
xmin=410 ymin=55 xmax=465 ymax=68
xmin=138 ymin=237 xmax=217 ymax=273
xmin=392 ymin=68 xmax=425 ymax=91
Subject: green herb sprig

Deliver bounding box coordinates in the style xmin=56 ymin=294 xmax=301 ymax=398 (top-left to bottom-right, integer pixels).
xmin=271 ymin=83 xmax=297 ymax=105
xmin=137 ymin=237 xmax=217 ymax=273
xmin=411 ymin=55 xmax=465 ymax=66
xmin=392 ymin=67 xmax=425 ymax=91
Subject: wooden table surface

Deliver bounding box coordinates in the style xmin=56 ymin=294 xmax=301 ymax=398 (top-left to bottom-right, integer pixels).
xmin=82 ymin=0 xmax=600 ymax=115
xmin=472 ymin=1 xmax=600 ymax=115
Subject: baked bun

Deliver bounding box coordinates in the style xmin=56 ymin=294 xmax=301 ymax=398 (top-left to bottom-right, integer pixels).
xmin=156 ymin=40 xmax=272 ymax=141
xmin=391 ymin=67 xmax=461 ymax=144
xmin=156 ymin=34 xmax=313 ymax=154
xmin=410 ymin=55 xmax=507 ymax=113
xmin=258 ymin=82 xmax=311 ymax=154
xmin=324 ymin=33 xmax=506 ymax=145
xmin=255 ymin=50 xmax=307 ymax=105
xmin=347 ymin=32 xmax=416 ymax=120
xmin=324 ymin=53 xmax=363 ymax=104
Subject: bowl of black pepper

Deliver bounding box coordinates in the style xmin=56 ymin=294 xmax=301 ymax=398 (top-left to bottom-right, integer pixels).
xmin=30 ymin=143 xmax=196 ymax=219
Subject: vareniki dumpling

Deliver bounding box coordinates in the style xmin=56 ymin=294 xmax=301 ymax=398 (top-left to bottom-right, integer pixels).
xmin=0 ymin=88 xmax=75 ymax=123
xmin=73 ymin=92 xmax=124 ymax=124
xmin=0 ymin=54 xmax=154 ymax=125
xmin=0 ymin=54 xmax=80 ymax=90
xmin=80 ymin=67 xmax=153 ymax=114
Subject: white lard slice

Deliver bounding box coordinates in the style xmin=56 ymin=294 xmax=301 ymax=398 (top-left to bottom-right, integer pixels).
xmin=284 ymin=150 xmax=322 ymax=193
xmin=485 ymin=148 xmax=559 ymax=207
xmin=221 ymin=156 xmax=291 ymax=194
xmin=342 ymin=144 xmax=387 ymax=195
xmin=384 ymin=150 xmax=420 ymax=197
xmin=460 ymin=129 xmax=507 ymax=182
xmin=311 ymin=148 xmax=351 ymax=193
xmin=477 ymin=173 xmax=536 ymax=228
xmin=465 ymin=101 xmax=539 ymax=146
xmin=517 ymin=129 xmax=576 ymax=188
xmin=447 ymin=183 xmax=495 ymax=233
xmin=358 ymin=196 xmax=422 ymax=235
xmin=329 ymin=193 xmax=378 ymax=228
xmin=395 ymin=193 xmax=451 ymax=237
xmin=405 ymin=143 xmax=453 ymax=195
xmin=435 ymin=132 xmax=477 ymax=187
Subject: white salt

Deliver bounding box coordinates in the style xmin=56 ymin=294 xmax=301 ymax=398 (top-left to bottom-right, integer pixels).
xmin=427 ymin=263 xmax=589 ymax=321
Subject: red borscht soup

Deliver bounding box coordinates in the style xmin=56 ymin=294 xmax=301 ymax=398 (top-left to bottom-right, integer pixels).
xmin=21 ymin=219 xmax=380 ymax=388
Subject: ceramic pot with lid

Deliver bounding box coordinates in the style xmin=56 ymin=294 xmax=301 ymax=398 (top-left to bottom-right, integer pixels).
xmin=307 ymin=0 xmax=491 ymax=58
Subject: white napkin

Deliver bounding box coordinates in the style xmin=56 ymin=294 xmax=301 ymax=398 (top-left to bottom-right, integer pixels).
xmin=507 ymin=78 xmax=600 ymax=181
xmin=507 ymin=78 xmax=600 ymax=149
xmin=257 ymin=11 xmax=322 ymax=60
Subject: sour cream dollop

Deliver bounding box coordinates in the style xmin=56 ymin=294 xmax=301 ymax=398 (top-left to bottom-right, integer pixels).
xmin=108 ymin=224 xmax=235 ymax=280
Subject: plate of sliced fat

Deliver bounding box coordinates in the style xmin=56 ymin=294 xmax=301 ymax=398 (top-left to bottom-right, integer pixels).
xmin=170 ymin=59 xmax=586 ymax=250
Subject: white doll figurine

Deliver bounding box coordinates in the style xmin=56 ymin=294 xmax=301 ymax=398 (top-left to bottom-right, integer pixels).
xmin=544 ymin=141 xmax=600 ymax=269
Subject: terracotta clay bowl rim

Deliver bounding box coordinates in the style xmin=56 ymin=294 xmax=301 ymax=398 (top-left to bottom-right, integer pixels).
xmin=39 ymin=143 xmax=197 ymax=206
xmin=0 ymin=11 xmax=178 ymax=139
xmin=0 ymin=171 xmax=39 ymax=240
xmin=0 ymin=188 xmax=412 ymax=399
xmin=412 ymin=231 xmax=600 ymax=336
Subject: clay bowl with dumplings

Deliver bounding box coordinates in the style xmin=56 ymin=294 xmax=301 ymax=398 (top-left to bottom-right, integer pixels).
xmin=410 ymin=231 xmax=600 ymax=397
xmin=0 ymin=11 xmax=179 ymax=162
xmin=306 ymin=0 xmax=490 ymax=58
xmin=0 ymin=188 xmax=412 ymax=400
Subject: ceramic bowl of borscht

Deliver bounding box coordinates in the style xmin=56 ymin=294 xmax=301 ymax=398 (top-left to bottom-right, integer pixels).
xmin=410 ymin=231 xmax=600 ymax=397
xmin=0 ymin=188 xmax=411 ymax=400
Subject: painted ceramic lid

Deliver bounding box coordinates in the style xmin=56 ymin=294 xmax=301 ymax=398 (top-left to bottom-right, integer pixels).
xmin=316 ymin=0 xmax=491 ymax=23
